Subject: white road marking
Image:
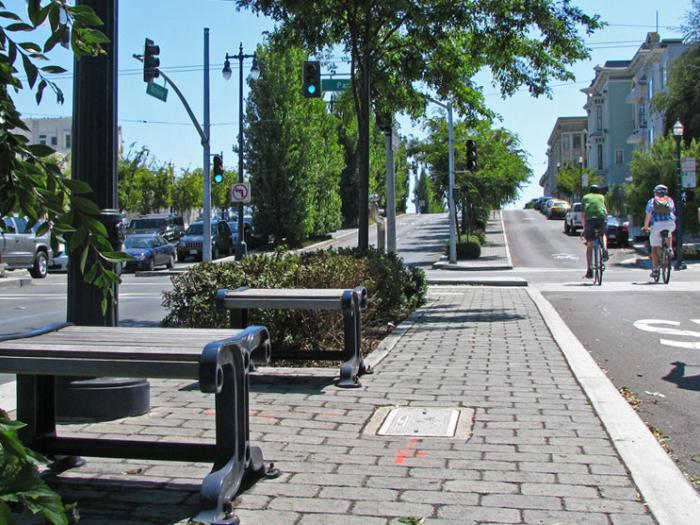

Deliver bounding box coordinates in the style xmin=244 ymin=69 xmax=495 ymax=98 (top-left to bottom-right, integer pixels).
xmin=633 ymin=319 xmax=700 ymax=350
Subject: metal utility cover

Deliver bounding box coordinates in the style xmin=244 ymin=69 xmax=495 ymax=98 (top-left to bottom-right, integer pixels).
xmin=378 ymin=407 xmax=459 ymax=437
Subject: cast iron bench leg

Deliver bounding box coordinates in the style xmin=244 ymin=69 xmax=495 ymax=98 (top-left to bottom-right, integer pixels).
xmin=16 ymin=374 xmax=85 ymax=470
xmin=338 ymin=290 xmax=363 ymax=388
xmin=194 ymin=340 xmax=276 ymax=524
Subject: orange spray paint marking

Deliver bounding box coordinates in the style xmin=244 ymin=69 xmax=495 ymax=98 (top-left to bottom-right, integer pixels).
xmin=393 ymin=438 xmax=427 ymax=464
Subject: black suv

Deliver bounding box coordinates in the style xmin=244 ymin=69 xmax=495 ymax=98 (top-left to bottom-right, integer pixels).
xmin=177 ymin=220 xmax=233 ymax=261
xmin=127 ymin=214 xmax=184 ymax=242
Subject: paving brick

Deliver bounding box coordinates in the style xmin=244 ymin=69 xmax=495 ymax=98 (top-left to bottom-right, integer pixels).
xmin=352 ymin=500 xmax=435 ymax=518
xmin=481 ymin=493 xmax=562 ymax=510
xmin=269 ymin=496 xmax=351 ymax=513
xmin=437 ymin=504 xmax=521 ymax=522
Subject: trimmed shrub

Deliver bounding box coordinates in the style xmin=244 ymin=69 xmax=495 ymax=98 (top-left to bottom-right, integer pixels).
xmin=456 ymin=240 xmax=481 ymax=259
xmin=161 ymin=248 xmax=426 ymax=356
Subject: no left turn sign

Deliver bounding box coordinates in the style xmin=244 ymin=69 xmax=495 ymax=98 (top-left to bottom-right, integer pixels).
xmin=230 ymin=182 xmax=251 ymax=203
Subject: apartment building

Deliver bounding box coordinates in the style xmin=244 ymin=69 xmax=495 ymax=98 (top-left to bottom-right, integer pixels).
xmin=625 ymin=32 xmax=686 ymax=148
xmin=543 ymin=116 xmax=588 ymax=197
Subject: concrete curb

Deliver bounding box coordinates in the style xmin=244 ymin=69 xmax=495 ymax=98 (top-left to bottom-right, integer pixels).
xmin=0 ymin=276 xmax=32 ymax=289
xmin=527 ymin=287 xmax=700 ymax=525
xmin=428 ymin=276 xmax=528 ymax=287
xmin=499 ymin=209 xmax=514 ymax=269
xmin=432 ymin=259 xmax=514 ymax=271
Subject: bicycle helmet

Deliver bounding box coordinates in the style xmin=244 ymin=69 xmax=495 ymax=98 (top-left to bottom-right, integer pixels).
xmin=654 ymin=184 xmax=668 ymax=195
xmin=588 ymin=184 xmax=600 ymax=194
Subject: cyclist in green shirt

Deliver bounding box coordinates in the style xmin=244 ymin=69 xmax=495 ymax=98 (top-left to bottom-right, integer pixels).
xmin=581 ymin=185 xmax=608 ymax=279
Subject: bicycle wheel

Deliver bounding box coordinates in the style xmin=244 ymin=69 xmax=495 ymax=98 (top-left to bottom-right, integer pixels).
xmin=661 ymin=244 xmax=672 ymax=284
xmin=593 ymin=242 xmax=603 ymax=285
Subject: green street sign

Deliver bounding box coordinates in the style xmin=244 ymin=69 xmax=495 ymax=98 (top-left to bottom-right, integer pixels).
xmin=322 ymin=78 xmax=351 ymax=92
xmin=146 ymin=82 xmax=168 ymax=102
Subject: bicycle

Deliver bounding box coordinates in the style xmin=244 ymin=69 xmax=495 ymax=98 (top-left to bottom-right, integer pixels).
xmin=591 ymin=227 xmax=605 ymax=285
xmin=655 ymin=229 xmax=673 ymax=284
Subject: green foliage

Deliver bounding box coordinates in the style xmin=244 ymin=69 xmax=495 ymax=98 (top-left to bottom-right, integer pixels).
xmin=161 ymin=248 xmax=427 ymax=354
xmin=626 ymin=135 xmax=699 ymax=234
xmin=414 ymin=167 xmax=442 ymax=214
xmin=118 ymin=146 xmax=174 ymax=214
xmin=172 ymin=167 xmax=204 ymax=214
xmin=556 ymin=163 xmax=601 ymax=201
xmin=412 ymin=118 xmax=530 ymax=230
xmin=652 ymin=45 xmax=700 ymax=141
xmin=245 ymin=37 xmax=344 ymax=246
xmin=0 ymin=1 xmax=127 ymax=315
xmin=606 ymin=184 xmax=627 ymax=217
xmin=456 ymin=240 xmax=481 ymax=260
xmin=0 ymin=410 xmax=74 ymax=525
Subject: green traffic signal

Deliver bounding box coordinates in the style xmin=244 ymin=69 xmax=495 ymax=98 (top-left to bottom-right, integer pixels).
xmin=302 ymin=61 xmax=321 ymax=99
xmin=212 ymin=155 xmax=224 ymax=184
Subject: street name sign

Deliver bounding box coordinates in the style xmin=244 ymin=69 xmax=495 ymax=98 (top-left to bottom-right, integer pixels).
xmin=681 ymin=157 xmax=697 ymax=189
xmin=230 ymin=182 xmax=251 ymax=203
xmin=146 ymin=82 xmax=168 ymax=102
xmin=322 ymin=78 xmax=351 ymax=91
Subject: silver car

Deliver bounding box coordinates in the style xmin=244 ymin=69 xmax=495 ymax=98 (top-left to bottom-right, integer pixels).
xmin=0 ymin=216 xmax=52 ymax=278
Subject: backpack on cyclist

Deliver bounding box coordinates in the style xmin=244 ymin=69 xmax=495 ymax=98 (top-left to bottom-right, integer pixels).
xmin=653 ymin=195 xmax=672 ymax=215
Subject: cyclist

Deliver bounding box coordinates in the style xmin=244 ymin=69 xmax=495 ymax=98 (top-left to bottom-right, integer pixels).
xmin=581 ymin=184 xmax=608 ymax=279
xmin=643 ymin=184 xmax=676 ymax=280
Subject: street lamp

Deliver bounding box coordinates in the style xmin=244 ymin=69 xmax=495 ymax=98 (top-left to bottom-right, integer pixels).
xmin=223 ymin=44 xmax=260 ymax=259
xmin=578 ymin=156 xmax=584 ymax=201
xmin=672 ymin=120 xmax=686 ymax=270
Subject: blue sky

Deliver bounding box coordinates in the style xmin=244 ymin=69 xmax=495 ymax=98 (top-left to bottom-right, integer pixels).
xmin=8 ymin=0 xmax=690 ymax=209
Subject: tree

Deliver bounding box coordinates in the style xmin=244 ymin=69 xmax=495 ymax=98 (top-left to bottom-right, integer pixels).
xmin=172 ymin=168 xmax=204 ymax=215
xmin=235 ymin=0 xmax=602 ymax=248
xmin=626 ymin=135 xmax=699 ymax=234
xmin=414 ymin=166 xmax=441 ymax=214
xmin=411 ymin=116 xmax=531 ymax=232
xmin=0 ymin=1 xmax=124 ymax=312
xmin=653 ymin=46 xmax=700 ymax=141
xmin=244 ymin=37 xmax=343 ymax=246
xmin=556 ymin=163 xmax=600 ymax=201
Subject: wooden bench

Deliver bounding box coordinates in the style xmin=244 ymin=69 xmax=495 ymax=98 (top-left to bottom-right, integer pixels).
xmin=0 ymin=322 xmax=277 ymax=525
xmin=216 ymin=287 xmax=370 ymax=388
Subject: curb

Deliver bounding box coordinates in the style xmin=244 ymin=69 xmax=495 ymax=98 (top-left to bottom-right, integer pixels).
xmin=428 ymin=276 xmax=527 ymax=286
xmin=432 ymin=260 xmax=514 ymax=271
xmin=527 ymin=287 xmax=700 ymax=525
xmin=0 ymin=277 xmax=32 ymax=289
xmin=499 ymin=209 xmax=514 ymax=268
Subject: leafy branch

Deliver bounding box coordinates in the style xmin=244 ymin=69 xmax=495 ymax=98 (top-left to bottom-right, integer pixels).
xmin=0 ymin=0 xmax=128 ymax=313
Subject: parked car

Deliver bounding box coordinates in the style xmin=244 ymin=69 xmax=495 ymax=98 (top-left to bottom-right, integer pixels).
xmin=540 ymin=198 xmax=555 ymax=215
xmin=605 ymin=215 xmax=630 ymax=247
xmin=564 ymin=202 xmax=583 ymax=233
xmin=547 ymin=199 xmax=570 ymax=219
xmin=177 ymin=220 xmax=233 ymax=261
xmin=534 ymin=196 xmax=551 ymax=211
xmin=0 ymin=216 xmax=52 ymax=278
xmin=127 ymin=213 xmax=184 ymax=243
xmin=48 ymin=242 xmax=69 ymax=272
xmin=123 ymin=234 xmax=177 ymax=271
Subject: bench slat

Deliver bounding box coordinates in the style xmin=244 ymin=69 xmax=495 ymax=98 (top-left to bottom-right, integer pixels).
xmin=1 ymin=356 xmax=197 ymax=378
xmin=220 ymin=288 xmax=350 ymax=310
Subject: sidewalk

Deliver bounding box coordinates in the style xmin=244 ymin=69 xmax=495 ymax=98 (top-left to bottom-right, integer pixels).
xmin=3 ymin=212 xmax=700 ymax=524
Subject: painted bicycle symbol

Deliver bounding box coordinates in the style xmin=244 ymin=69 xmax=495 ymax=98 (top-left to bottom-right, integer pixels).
xmin=633 ymin=319 xmax=700 ymax=349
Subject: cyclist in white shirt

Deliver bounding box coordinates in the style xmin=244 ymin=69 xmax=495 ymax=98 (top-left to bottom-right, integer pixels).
xmin=642 ymin=184 xmax=676 ymax=280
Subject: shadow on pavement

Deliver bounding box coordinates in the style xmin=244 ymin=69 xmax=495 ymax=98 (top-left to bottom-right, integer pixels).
xmin=663 ymin=361 xmax=700 ymax=392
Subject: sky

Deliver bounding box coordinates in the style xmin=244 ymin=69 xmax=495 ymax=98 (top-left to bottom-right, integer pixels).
xmin=7 ymin=0 xmax=691 ymax=210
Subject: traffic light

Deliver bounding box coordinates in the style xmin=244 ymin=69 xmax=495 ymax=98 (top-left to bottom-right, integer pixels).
xmin=143 ymin=38 xmax=160 ymax=83
xmin=212 ymin=155 xmax=224 ymax=184
xmin=302 ymin=61 xmax=321 ymax=98
xmin=466 ymin=139 xmax=477 ymax=172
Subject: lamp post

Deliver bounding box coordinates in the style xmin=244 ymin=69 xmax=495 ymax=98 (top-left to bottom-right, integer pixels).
xmin=223 ymin=44 xmax=260 ymax=259
xmin=672 ymin=120 xmax=686 ymax=270
xmin=578 ymin=156 xmax=584 ymax=201
xmin=555 ymin=161 xmax=560 ymax=198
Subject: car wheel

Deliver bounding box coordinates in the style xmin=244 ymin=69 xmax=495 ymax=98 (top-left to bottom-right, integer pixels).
xmin=212 ymin=246 xmax=219 ymax=260
xmin=147 ymin=257 xmax=155 ymax=271
xmin=564 ymin=223 xmax=570 ymax=234
xmin=29 ymin=251 xmax=48 ymax=279
xmin=167 ymin=254 xmax=175 ymax=269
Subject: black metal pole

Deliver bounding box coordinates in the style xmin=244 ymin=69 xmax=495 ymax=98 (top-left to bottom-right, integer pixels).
xmin=63 ymin=0 xmax=149 ymax=420
xmin=236 ymin=44 xmax=246 ymax=259
xmin=674 ymin=135 xmax=686 ymax=270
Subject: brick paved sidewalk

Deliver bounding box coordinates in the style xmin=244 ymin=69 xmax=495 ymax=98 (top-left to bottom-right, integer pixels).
xmin=41 ymin=287 xmax=659 ymax=525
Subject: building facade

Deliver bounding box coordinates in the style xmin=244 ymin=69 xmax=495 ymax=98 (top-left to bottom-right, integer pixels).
xmin=581 ymin=60 xmax=635 ymax=188
xmin=626 ymin=33 xmax=686 ymax=148
xmin=543 ymin=117 xmax=588 ymax=197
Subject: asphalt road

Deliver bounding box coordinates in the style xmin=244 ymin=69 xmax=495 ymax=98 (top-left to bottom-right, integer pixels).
xmin=504 ymin=208 xmax=700 ymax=486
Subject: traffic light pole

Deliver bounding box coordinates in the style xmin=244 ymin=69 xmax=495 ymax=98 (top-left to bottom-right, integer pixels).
xmin=134 ymin=30 xmax=213 ymax=262
xmin=427 ymin=97 xmax=457 ymax=264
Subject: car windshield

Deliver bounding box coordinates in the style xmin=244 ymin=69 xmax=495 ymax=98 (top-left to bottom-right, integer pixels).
xmin=185 ymin=223 xmax=216 ymax=235
xmin=130 ymin=219 xmax=166 ymax=229
xmin=125 ymin=237 xmax=153 ymax=249
xmin=227 ymin=222 xmax=239 ymax=232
